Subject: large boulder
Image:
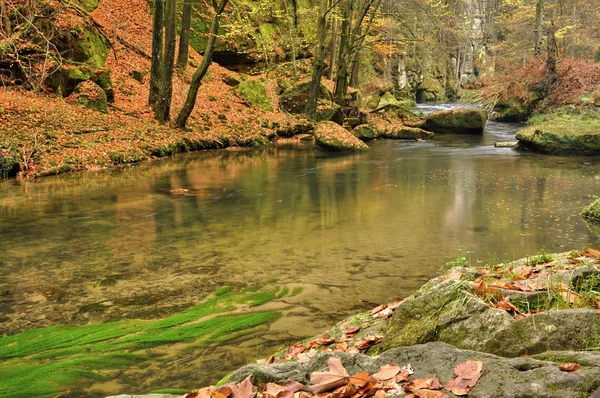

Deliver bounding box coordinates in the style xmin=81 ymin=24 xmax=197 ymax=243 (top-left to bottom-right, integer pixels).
xmin=228 ymin=343 xmax=600 ymax=397
xmin=384 ymin=252 xmax=600 ymax=358
xmin=425 ymin=108 xmax=487 ymax=134
xmin=416 ymin=75 xmax=446 ymax=102
xmin=370 ymin=117 xmax=433 ymax=140
xmin=492 ymin=99 xmax=530 ymax=122
xmin=280 ymin=82 xmax=332 ymax=114
xmin=66 ymin=80 xmax=108 ymax=113
xmin=515 ymin=115 xmax=600 ymax=155
xmin=236 ymin=79 xmax=273 ymax=111
xmin=314 ymin=122 xmax=369 ymax=152
xmin=353 ymin=124 xmax=377 ymax=141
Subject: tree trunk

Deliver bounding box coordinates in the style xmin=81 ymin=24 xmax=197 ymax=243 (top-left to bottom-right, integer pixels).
xmin=349 ymin=48 xmax=360 ymax=88
xmin=305 ymin=0 xmax=328 ymax=117
xmin=534 ymin=0 xmax=544 ymax=56
xmin=545 ymin=21 xmax=558 ymax=91
xmin=334 ymin=0 xmax=352 ymax=104
xmin=0 ymin=0 xmax=11 ymax=38
xmin=283 ymin=0 xmax=297 ymax=81
xmin=155 ymin=0 xmax=177 ymax=123
xmin=328 ymin=16 xmax=338 ymax=80
xmin=175 ymin=0 xmax=229 ymax=129
xmin=177 ymin=0 xmax=193 ymax=71
xmin=149 ymin=0 xmax=165 ymax=108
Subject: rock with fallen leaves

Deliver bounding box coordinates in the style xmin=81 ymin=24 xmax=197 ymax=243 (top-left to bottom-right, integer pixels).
xmin=226 ymin=342 xmax=600 ymax=398
xmin=385 ymin=250 xmax=600 ymax=357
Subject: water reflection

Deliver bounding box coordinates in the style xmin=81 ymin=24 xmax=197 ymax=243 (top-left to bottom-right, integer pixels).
xmin=0 ymin=126 xmax=599 ymax=394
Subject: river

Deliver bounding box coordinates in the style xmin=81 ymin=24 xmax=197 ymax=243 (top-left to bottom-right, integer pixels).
xmin=1 ymin=107 xmax=599 ymax=395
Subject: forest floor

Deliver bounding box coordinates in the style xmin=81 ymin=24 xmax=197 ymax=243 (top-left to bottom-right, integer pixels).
xmin=0 ymin=0 xmax=298 ymax=179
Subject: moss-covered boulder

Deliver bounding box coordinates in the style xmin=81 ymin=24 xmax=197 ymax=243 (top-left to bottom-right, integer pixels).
xmin=314 ymin=122 xmax=369 ymax=152
xmin=515 ymin=115 xmax=600 ymax=155
xmin=582 ymin=198 xmax=600 ymax=222
xmin=315 ymin=100 xmax=345 ymax=124
xmin=416 ymin=75 xmax=446 ymax=102
xmin=236 ymin=80 xmax=273 ymax=111
xmin=353 ymin=124 xmax=377 ymax=141
xmin=280 ymin=82 xmax=333 ymax=114
xmin=369 ymin=117 xmax=433 ymax=140
xmin=492 ymin=99 xmax=530 ymax=122
xmin=425 ymin=108 xmax=487 ymax=134
xmin=66 ymin=80 xmax=108 ymax=113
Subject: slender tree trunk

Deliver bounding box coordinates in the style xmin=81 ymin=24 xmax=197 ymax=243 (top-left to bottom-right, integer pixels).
xmin=0 ymin=0 xmax=11 ymax=38
xmin=175 ymin=0 xmax=228 ymax=129
xmin=283 ymin=0 xmax=297 ymax=81
xmin=334 ymin=0 xmax=352 ymax=104
xmin=155 ymin=0 xmax=177 ymax=123
xmin=328 ymin=17 xmax=338 ymax=80
xmin=177 ymin=0 xmax=193 ymax=71
xmin=545 ymin=21 xmax=558 ymax=92
xmin=349 ymin=48 xmax=360 ymax=88
xmin=534 ymin=0 xmax=544 ymax=56
xmin=149 ymin=0 xmax=165 ymax=108
xmin=305 ymin=0 xmax=328 ymax=117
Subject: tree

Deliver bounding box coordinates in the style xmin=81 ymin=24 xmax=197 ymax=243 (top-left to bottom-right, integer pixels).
xmin=149 ymin=0 xmax=164 ymax=108
xmin=534 ymin=0 xmax=544 ymax=56
xmin=154 ymin=0 xmax=177 ymax=123
xmin=175 ymin=0 xmax=229 ymax=129
xmin=177 ymin=0 xmax=194 ymax=72
xmin=305 ymin=0 xmax=329 ymax=117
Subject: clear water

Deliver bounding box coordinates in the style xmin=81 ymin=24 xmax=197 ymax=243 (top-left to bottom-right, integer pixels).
xmin=1 ymin=111 xmax=599 ymax=395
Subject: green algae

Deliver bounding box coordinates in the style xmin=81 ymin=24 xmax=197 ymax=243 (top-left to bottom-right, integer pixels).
xmin=0 ymin=288 xmax=287 ymax=398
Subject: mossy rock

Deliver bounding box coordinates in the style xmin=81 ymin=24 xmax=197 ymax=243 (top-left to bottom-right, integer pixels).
xmin=223 ymin=75 xmax=241 ymax=87
xmin=315 ymin=100 xmax=344 ymax=124
xmin=353 ymin=124 xmax=377 ymax=141
xmin=582 ymin=198 xmax=600 ymax=222
xmin=515 ymin=115 xmax=600 ymax=155
xmin=66 ymin=80 xmax=108 ymax=113
xmin=236 ymin=80 xmax=273 ymax=111
xmin=280 ymin=82 xmax=333 ymax=114
xmin=493 ymin=99 xmax=530 ymax=122
xmin=416 ymin=75 xmax=446 ymax=102
xmin=48 ymin=65 xmax=113 ymax=102
xmin=314 ymin=122 xmax=369 ymax=152
xmin=425 ymin=108 xmax=487 ymax=134
xmin=381 ymin=126 xmax=434 ymax=140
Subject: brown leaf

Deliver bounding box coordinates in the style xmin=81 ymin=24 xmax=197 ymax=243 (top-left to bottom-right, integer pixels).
xmin=213 ymin=392 xmax=229 ymax=398
xmin=229 ymin=375 xmax=255 ymax=398
xmin=286 ymin=344 xmax=305 ymax=359
xmin=331 ymin=383 xmax=359 ymax=398
xmin=336 ymin=342 xmax=349 ymax=351
xmin=295 ymin=392 xmax=313 ymax=398
xmin=348 ymin=373 xmax=370 ymax=387
xmin=371 ymin=304 xmax=388 ymax=316
xmin=414 ymin=390 xmax=449 ymax=398
xmin=372 ymin=364 xmax=401 ymax=381
xmin=354 ymin=336 xmax=383 ymax=350
xmin=558 ymin=363 xmax=581 ymax=372
xmin=388 ymin=298 xmax=405 ymax=310
xmin=404 ymin=378 xmax=442 ymax=392
xmin=196 ymin=386 xmax=217 ymax=398
xmin=316 ymin=333 xmax=336 ymax=346
xmin=345 ymin=326 xmax=361 ymax=335
xmin=395 ymin=369 xmax=410 ymax=382
xmin=309 ymin=357 xmax=350 ymax=394
xmin=282 ymin=381 xmax=304 ymax=393
xmin=373 ymin=308 xmax=394 ymax=319
xmin=586 ymin=248 xmax=600 ymax=259
xmin=374 ymin=389 xmax=387 ymax=398
xmin=444 ymin=360 xmax=483 ymax=396
xmin=219 ymin=386 xmax=233 ymax=397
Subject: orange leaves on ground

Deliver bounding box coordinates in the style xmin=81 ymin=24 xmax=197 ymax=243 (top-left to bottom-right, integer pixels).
xmin=558 ymin=363 xmax=581 ymax=372
xmin=354 ymin=336 xmax=383 ymax=350
xmin=309 ymin=358 xmax=350 ymax=394
xmin=186 ymin=376 xmax=255 ymax=398
xmin=372 ymin=364 xmax=401 ymax=381
xmin=443 ymin=360 xmax=483 ymax=396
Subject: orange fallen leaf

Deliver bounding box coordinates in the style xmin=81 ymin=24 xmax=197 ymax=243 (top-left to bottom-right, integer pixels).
xmin=558 ymin=363 xmax=581 ymax=372
xmin=336 ymin=342 xmax=349 ymax=351
xmin=404 ymin=378 xmax=442 ymax=392
xmin=348 ymin=373 xmax=370 ymax=387
xmin=345 ymin=326 xmax=361 ymax=335
xmin=309 ymin=357 xmax=350 ymax=394
xmin=413 ymin=390 xmax=449 ymax=398
xmin=372 ymin=364 xmax=401 ymax=381
xmin=374 ymin=390 xmax=387 ymax=398
xmin=444 ymin=360 xmax=482 ymax=396
xmin=371 ymin=304 xmax=388 ymax=316
xmin=229 ymin=375 xmax=255 ymax=398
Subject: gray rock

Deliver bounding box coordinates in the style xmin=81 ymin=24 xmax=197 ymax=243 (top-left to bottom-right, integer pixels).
xmin=229 ymin=342 xmax=600 ymax=398
xmin=425 ymin=108 xmax=487 ymax=134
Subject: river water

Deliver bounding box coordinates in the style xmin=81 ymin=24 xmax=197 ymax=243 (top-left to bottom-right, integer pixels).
xmin=1 ymin=107 xmax=599 ymax=395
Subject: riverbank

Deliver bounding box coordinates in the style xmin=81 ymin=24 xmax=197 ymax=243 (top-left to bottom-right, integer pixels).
xmin=134 ymin=249 xmax=600 ymax=398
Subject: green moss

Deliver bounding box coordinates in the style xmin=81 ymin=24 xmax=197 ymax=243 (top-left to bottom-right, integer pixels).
xmin=236 ymin=80 xmax=273 ymax=111
xmin=0 ymin=288 xmax=283 ymax=397
xmin=215 ymin=286 xmax=233 ymax=296
xmin=582 ymin=198 xmax=600 ymax=222
xmin=290 ymin=287 xmax=304 ymax=297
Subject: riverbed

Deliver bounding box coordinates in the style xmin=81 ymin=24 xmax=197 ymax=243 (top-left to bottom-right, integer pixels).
xmin=1 ymin=111 xmax=599 ymax=395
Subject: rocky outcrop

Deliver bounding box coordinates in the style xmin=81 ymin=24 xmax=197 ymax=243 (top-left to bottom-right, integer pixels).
xmin=425 ymin=108 xmax=487 ymax=134
xmin=236 ymin=80 xmax=273 ymax=111
xmin=280 ymin=82 xmax=333 ymax=114
xmin=66 ymin=80 xmax=109 ymax=113
xmin=228 ymin=343 xmax=600 ymax=397
xmin=314 ymin=122 xmax=369 ymax=152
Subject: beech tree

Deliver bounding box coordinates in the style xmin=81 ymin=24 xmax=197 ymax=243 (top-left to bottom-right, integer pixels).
xmin=176 ymin=0 xmax=229 ymax=129
xmin=177 ymin=0 xmax=194 ymax=71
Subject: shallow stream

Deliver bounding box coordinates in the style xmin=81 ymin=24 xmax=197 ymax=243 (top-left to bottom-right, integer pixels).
xmin=1 ymin=106 xmax=599 ymax=395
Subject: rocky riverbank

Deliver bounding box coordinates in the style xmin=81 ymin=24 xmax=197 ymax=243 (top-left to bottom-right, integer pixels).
xmin=110 ymin=249 xmax=600 ymax=398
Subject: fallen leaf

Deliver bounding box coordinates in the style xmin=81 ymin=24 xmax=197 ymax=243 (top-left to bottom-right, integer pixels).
xmin=371 ymin=304 xmax=388 ymax=316
xmin=348 ymin=372 xmax=370 ymax=387
xmin=316 ymin=333 xmax=336 ymax=346
xmin=388 ymin=298 xmax=404 ymax=310
xmin=336 ymin=342 xmax=349 ymax=351
xmin=374 ymin=389 xmax=387 ymax=398
xmin=229 ymin=375 xmax=255 ymax=398
xmin=331 ymin=383 xmax=359 ymax=398
xmin=219 ymin=386 xmax=233 ymax=397
xmin=309 ymin=357 xmax=350 ymax=394
xmin=195 ymin=386 xmax=217 ymax=398
xmin=354 ymin=336 xmax=383 ymax=350
xmin=587 ymin=248 xmax=600 ymax=259
xmin=413 ymin=390 xmax=449 ymax=398
xmin=444 ymin=360 xmax=483 ymax=396
xmin=372 ymin=364 xmax=401 ymax=381
xmin=395 ymin=369 xmax=410 ymax=382
xmin=404 ymin=378 xmax=442 ymax=392
xmin=345 ymin=326 xmax=361 ymax=335
xmin=373 ymin=308 xmax=394 ymax=319
xmin=558 ymin=363 xmax=581 ymax=372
